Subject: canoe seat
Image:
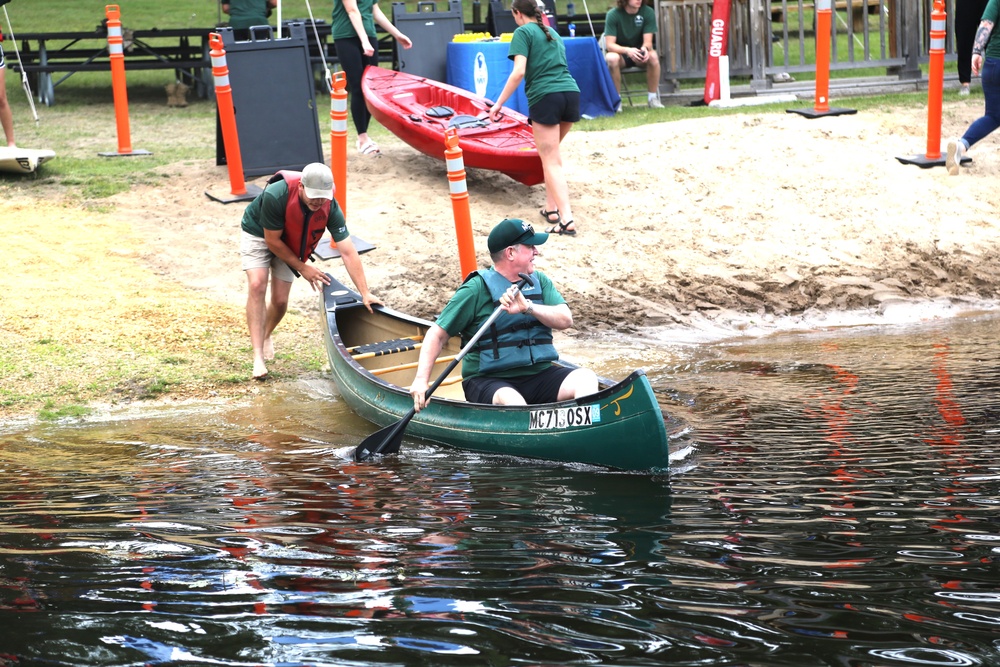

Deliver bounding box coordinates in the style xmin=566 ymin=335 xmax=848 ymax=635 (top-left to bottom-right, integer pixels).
xmin=349 ymin=336 xmax=423 ymax=359
xmin=426 ymin=105 xmax=455 ymax=118
xmin=448 ymin=115 xmax=490 ymax=130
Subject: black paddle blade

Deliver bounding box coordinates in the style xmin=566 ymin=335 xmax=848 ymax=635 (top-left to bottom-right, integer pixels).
xmin=354 ymin=410 xmax=414 ymax=462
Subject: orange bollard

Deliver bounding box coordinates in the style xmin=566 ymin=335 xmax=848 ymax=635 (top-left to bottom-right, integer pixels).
xmin=896 ymin=0 xmax=960 ymax=167
xmin=787 ymin=0 xmax=855 ymax=119
xmin=210 ymin=33 xmax=247 ymax=196
xmin=444 ymin=128 xmax=477 ymax=279
xmin=924 ymin=0 xmax=947 ymax=160
xmin=814 ymin=1 xmax=833 ymax=114
xmin=330 ymin=71 xmax=348 ymax=224
xmin=204 ymin=33 xmax=261 ymax=203
xmin=98 ymin=5 xmax=150 ymax=157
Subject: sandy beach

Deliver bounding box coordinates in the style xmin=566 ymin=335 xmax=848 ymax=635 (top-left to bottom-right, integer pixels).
xmin=126 ymin=99 xmax=1000 ymax=334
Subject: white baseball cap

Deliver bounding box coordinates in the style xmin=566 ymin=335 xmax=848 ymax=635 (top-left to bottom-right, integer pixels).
xmin=300 ymin=162 xmax=334 ymax=200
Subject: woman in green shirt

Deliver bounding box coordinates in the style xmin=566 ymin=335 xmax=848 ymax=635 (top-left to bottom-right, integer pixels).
xmin=331 ymin=0 xmax=412 ymax=156
xmin=488 ymin=0 xmax=581 ymax=237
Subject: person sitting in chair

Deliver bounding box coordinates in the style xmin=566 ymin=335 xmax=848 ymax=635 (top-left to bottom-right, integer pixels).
xmin=410 ymin=218 xmax=598 ymax=412
xmin=604 ymin=0 xmax=663 ymax=110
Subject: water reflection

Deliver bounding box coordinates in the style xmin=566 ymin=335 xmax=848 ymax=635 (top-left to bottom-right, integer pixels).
xmin=1 ymin=313 xmax=999 ymax=665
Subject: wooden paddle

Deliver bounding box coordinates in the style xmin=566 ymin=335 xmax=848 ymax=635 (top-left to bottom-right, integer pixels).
xmin=354 ymin=273 xmax=532 ymax=462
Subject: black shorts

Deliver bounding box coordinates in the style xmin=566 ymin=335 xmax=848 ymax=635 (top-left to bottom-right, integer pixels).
xmin=463 ymin=365 xmax=575 ymax=405
xmin=528 ymin=91 xmax=582 ymax=126
xmin=622 ymin=54 xmax=645 ymax=69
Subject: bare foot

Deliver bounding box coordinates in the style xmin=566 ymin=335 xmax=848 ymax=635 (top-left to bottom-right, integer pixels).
xmin=263 ymin=336 xmax=275 ymax=361
xmin=252 ymin=358 xmax=269 ymax=380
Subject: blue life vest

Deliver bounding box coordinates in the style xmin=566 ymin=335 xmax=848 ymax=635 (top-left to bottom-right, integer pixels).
xmin=469 ymin=269 xmax=559 ymax=374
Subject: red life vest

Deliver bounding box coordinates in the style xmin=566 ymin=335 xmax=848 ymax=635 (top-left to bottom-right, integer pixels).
xmin=267 ymin=170 xmax=331 ymax=262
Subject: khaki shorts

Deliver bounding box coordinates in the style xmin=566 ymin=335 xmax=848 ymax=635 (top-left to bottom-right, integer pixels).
xmin=240 ymin=231 xmax=295 ymax=283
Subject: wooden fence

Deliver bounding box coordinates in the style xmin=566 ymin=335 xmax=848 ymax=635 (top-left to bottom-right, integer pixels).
xmin=656 ymin=0 xmax=957 ymax=93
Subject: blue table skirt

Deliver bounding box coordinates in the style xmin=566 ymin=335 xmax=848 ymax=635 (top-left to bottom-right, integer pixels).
xmin=446 ymin=36 xmax=621 ymax=119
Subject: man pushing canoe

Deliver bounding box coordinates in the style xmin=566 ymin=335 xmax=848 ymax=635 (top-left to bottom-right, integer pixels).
xmin=239 ymin=162 xmax=381 ymax=380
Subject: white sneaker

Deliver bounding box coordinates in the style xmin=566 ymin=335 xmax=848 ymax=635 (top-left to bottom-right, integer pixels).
xmin=946 ymin=138 xmax=965 ymax=176
xmin=615 ymin=101 xmax=623 ymax=113
xmin=959 ymin=85 xmax=971 ymax=96
xmin=648 ymin=96 xmax=664 ymax=109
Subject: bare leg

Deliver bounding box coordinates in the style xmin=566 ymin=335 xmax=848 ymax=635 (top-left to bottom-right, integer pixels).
xmin=262 ymin=273 xmax=293 ymax=361
xmin=493 ymin=386 xmax=527 ymax=406
xmin=605 ymin=51 xmax=623 ymax=94
xmin=533 ymin=121 xmax=574 ymax=231
xmin=0 ymin=67 xmax=15 ymax=147
xmin=245 ymin=267 xmax=271 ymax=379
xmin=646 ymin=49 xmax=661 ymax=94
xmin=557 ymin=368 xmax=599 ymax=401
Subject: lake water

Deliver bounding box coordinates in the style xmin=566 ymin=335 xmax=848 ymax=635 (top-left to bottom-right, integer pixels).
xmin=1 ymin=309 xmax=999 ymax=666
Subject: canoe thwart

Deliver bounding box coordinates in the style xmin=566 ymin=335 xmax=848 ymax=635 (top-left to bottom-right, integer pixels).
xmin=370 ymin=354 xmax=457 ymax=377
xmin=350 ymin=336 xmax=424 ymax=359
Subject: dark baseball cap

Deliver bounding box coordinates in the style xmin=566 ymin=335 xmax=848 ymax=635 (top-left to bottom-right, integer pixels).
xmin=487 ymin=218 xmax=549 ymax=254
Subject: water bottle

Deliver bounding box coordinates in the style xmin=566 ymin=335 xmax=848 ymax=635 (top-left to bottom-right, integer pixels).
xmin=568 ymin=23 xmax=576 ymax=37
xmin=567 ymin=2 xmax=575 ymax=17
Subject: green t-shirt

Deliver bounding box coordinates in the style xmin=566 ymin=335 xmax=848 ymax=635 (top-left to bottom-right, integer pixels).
xmin=983 ymin=0 xmax=1000 ymax=60
xmin=240 ymin=179 xmax=349 ymax=243
xmin=224 ymin=0 xmax=270 ymax=30
xmin=435 ymin=271 xmax=566 ymax=379
xmin=331 ymin=0 xmax=377 ymax=40
xmin=604 ymin=5 xmax=657 ymax=49
xmin=507 ymin=22 xmax=580 ymax=108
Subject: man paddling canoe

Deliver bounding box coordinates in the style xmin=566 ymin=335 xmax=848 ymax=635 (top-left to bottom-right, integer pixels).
xmin=410 ymin=218 xmax=598 ymax=412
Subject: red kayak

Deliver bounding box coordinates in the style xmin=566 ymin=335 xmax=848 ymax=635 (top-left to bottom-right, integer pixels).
xmin=362 ymin=67 xmax=544 ymax=187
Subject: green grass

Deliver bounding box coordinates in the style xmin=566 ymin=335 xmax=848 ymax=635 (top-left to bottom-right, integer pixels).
xmin=5 ymin=1 xmax=596 ymax=33
xmin=37 ymin=401 xmax=93 ymax=422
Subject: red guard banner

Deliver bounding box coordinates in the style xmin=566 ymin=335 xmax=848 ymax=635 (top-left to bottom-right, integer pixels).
xmin=703 ymin=0 xmax=731 ymax=104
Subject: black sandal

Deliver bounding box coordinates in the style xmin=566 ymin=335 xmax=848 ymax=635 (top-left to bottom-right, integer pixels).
xmin=546 ymin=219 xmax=576 ymax=236
xmin=539 ymin=208 xmax=561 ymax=225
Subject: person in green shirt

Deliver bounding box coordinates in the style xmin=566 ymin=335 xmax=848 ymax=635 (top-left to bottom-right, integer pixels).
xmin=488 ymin=0 xmax=581 ymax=237
xmin=604 ymin=0 xmax=663 ymax=110
xmin=221 ymin=0 xmax=277 ymax=40
xmin=239 ymin=163 xmax=382 ymax=380
xmin=331 ymin=0 xmax=413 ymax=156
xmin=410 ymin=218 xmax=598 ymax=412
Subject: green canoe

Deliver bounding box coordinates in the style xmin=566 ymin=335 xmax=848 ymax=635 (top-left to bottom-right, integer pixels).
xmin=321 ymin=277 xmax=670 ymax=471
